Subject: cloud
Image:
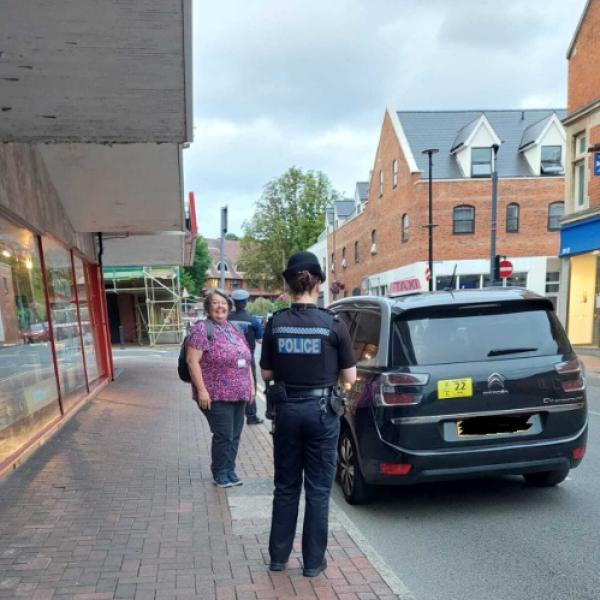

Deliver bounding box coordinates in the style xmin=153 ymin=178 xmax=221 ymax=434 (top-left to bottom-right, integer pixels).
xmin=185 ymin=0 xmax=588 ymax=237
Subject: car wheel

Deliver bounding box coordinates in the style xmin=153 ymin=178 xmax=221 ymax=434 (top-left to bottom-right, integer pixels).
xmin=337 ymin=429 xmax=375 ymax=505
xmin=523 ymin=466 xmax=569 ymax=487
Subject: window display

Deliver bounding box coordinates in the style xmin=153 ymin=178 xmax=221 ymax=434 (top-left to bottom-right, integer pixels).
xmin=74 ymin=258 xmax=100 ymax=383
xmin=0 ymin=218 xmax=60 ymax=464
xmin=41 ymin=238 xmax=87 ymax=409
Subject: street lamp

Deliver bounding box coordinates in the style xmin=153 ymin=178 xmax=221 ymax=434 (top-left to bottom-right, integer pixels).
xmin=422 ymin=148 xmax=439 ymax=292
xmin=489 ymin=144 xmax=500 ymax=285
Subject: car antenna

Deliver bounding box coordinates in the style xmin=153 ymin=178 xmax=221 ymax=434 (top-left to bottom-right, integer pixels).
xmin=447 ymin=263 xmax=458 ymax=292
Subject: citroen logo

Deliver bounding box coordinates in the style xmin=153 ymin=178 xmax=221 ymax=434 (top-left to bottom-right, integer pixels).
xmin=488 ymin=372 xmax=505 ymax=390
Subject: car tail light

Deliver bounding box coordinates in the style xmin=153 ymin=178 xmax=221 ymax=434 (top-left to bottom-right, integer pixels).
xmin=375 ymin=372 xmax=429 ymax=406
xmin=380 ymin=463 xmax=412 ymax=476
xmin=554 ymin=359 xmax=585 ymax=393
xmin=572 ymin=447 xmax=586 ymax=460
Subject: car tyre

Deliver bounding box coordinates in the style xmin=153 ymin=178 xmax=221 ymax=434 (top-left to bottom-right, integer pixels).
xmin=337 ymin=429 xmax=375 ymax=505
xmin=523 ymin=466 xmax=569 ymax=487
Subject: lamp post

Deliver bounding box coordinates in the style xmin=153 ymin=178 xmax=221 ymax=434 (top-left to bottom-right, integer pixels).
xmin=219 ymin=206 xmax=227 ymax=290
xmin=489 ymin=144 xmax=500 ymax=286
xmin=422 ymin=148 xmax=439 ymax=292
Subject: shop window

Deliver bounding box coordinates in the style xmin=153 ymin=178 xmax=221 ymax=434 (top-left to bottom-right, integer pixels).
xmin=506 ymin=203 xmax=519 ymax=233
xmin=547 ymin=202 xmax=564 ymax=231
xmin=74 ymin=258 xmax=100 ymax=384
xmin=436 ymin=275 xmax=455 ymax=290
xmin=453 ymin=205 xmax=475 ymax=234
xmin=0 ymin=218 xmax=60 ymax=464
xmin=42 ymin=238 xmax=87 ymax=409
xmin=506 ymin=272 xmax=527 ymax=287
xmin=459 ymin=274 xmax=481 ymax=289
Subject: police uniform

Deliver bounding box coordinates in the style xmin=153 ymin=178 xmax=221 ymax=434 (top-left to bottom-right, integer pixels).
xmin=229 ymin=289 xmax=264 ymax=424
xmin=260 ymin=253 xmax=355 ymax=576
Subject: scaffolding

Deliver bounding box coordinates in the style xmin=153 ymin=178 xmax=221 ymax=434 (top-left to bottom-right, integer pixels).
xmin=104 ymin=266 xmax=190 ymax=346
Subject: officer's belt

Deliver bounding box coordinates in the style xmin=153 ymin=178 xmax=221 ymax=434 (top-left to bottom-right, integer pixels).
xmin=285 ymin=386 xmax=334 ymax=398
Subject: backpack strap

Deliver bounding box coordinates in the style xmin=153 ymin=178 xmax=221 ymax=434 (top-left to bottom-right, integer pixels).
xmin=205 ymin=318 xmax=214 ymax=341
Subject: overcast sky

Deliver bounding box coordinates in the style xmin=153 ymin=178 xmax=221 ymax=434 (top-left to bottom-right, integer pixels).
xmin=184 ymin=0 xmax=588 ymax=238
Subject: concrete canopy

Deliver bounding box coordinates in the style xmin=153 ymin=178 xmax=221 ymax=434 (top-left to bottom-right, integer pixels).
xmin=0 ymin=0 xmax=192 ymax=143
xmin=39 ymin=144 xmax=184 ymax=234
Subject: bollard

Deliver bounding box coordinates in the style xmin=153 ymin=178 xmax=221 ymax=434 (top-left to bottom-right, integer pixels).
xmin=118 ymin=325 xmax=125 ymax=349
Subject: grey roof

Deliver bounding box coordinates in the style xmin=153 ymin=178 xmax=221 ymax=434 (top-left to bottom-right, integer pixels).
xmin=450 ymin=116 xmax=481 ymax=152
xmin=335 ymin=200 xmax=356 ymax=218
xmin=356 ymin=181 xmax=369 ymax=202
xmin=397 ymin=109 xmax=566 ymax=179
xmin=519 ymin=114 xmax=554 ymax=149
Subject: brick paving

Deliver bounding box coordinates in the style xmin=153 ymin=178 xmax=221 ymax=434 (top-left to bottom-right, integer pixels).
xmin=0 ymin=355 xmax=401 ymax=600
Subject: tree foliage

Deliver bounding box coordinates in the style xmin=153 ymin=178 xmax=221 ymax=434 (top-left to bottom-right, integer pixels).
xmin=246 ymin=297 xmax=274 ymax=316
xmin=224 ymin=233 xmax=240 ymax=241
xmin=181 ymin=236 xmax=211 ymax=296
xmin=239 ymin=167 xmax=339 ymax=290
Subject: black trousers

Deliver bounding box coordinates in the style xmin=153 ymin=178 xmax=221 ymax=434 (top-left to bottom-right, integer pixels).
xmin=269 ymin=396 xmax=339 ymax=570
xmin=201 ymin=401 xmax=245 ymax=478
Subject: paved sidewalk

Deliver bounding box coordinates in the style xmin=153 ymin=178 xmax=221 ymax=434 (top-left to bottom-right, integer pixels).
xmin=0 ymin=356 xmax=402 ymax=600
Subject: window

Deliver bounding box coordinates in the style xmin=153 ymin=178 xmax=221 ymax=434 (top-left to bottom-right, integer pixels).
xmin=392 ymin=159 xmax=398 ymax=188
xmin=342 ymin=247 xmax=347 ymax=268
xmin=392 ymin=306 xmax=570 ymax=366
xmin=371 ymin=229 xmax=377 ymax=254
xmin=354 ymin=241 xmax=359 ymax=264
xmin=379 ymin=170 xmax=383 ymax=197
xmin=547 ymin=201 xmax=564 ymax=231
xmin=352 ymin=311 xmax=381 ymax=365
xmin=459 ymin=274 xmax=481 ymax=289
xmin=574 ymin=161 xmax=586 ymax=208
xmin=540 ymin=145 xmax=563 ymax=175
xmin=401 ymin=213 xmax=409 ymax=242
xmin=435 ymin=275 xmax=456 ymax=290
xmin=331 ymin=252 xmax=335 ymax=272
xmin=215 ymin=261 xmax=228 ymax=272
xmin=505 ymin=272 xmax=527 ymax=287
xmin=0 ymin=217 xmax=60 ymax=464
xmin=545 ymin=271 xmax=560 ymax=294
xmin=471 ymin=147 xmax=492 ymax=177
xmin=573 ymin=132 xmax=587 ymax=209
xmin=453 ymin=205 xmax=475 ymax=234
xmin=506 ymin=203 xmax=519 ymax=233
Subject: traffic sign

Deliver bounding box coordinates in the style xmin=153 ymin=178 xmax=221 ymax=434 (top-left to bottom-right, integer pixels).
xmin=499 ymin=260 xmax=513 ymax=279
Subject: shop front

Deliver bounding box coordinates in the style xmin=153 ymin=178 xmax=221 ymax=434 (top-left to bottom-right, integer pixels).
xmin=560 ymin=214 xmax=600 ymax=346
xmin=0 ymin=213 xmax=111 ymax=471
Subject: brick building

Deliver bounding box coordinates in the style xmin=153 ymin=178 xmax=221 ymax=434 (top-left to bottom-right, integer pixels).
xmin=559 ymin=0 xmax=600 ymax=346
xmin=204 ymin=238 xmax=279 ymax=299
xmin=328 ymin=108 xmax=567 ymax=308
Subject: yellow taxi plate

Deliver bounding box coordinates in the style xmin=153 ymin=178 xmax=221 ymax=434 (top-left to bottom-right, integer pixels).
xmin=437 ymin=378 xmax=473 ymax=399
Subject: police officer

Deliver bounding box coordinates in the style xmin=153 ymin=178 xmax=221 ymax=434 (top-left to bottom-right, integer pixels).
xmin=229 ymin=289 xmax=264 ymax=425
xmin=260 ymin=251 xmax=356 ymax=578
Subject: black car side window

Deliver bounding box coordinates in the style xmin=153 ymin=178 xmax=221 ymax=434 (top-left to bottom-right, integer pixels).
xmin=352 ymin=310 xmax=381 ymax=366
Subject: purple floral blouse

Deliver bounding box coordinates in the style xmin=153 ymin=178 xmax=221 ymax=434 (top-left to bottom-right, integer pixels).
xmin=187 ymin=319 xmax=253 ymax=403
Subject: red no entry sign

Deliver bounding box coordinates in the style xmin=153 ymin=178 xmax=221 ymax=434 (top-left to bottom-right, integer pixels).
xmin=499 ymin=260 xmax=513 ymax=279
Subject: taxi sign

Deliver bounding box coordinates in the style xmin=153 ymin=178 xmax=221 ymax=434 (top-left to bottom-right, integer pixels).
xmin=437 ymin=378 xmax=473 ymax=399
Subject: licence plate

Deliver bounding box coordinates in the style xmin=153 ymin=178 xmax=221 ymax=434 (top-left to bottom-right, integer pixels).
xmin=437 ymin=378 xmax=473 ymax=399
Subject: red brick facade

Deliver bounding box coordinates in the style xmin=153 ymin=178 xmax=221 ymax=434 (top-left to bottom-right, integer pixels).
xmin=568 ymin=0 xmax=600 ymax=113
xmin=328 ymin=111 xmax=563 ymax=295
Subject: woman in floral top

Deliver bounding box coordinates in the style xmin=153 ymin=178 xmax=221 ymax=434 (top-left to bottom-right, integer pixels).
xmin=186 ymin=289 xmax=254 ymax=488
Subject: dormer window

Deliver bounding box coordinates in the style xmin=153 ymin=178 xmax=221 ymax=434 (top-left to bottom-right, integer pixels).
xmin=541 ymin=145 xmax=563 ymax=175
xmin=471 ymin=147 xmax=492 ymax=177
xmin=216 ymin=261 xmax=228 ymax=272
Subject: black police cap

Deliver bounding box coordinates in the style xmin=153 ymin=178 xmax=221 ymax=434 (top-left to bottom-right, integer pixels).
xmin=282 ymin=251 xmax=326 ymax=283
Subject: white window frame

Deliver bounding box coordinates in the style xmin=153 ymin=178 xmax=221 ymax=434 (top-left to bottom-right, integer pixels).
xmin=379 ymin=170 xmax=384 ymax=197
xmin=573 ymin=132 xmax=588 ymax=210
xmin=392 ymin=159 xmax=398 ymax=188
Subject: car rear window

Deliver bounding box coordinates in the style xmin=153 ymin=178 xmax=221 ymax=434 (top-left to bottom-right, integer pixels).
xmin=391 ymin=303 xmax=571 ymax=366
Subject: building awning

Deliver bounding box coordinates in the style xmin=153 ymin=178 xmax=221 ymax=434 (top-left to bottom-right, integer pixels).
xmin=559 ymin=215 xmax=600 ymax=257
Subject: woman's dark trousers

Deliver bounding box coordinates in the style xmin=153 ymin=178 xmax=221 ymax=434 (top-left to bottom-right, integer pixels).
xmin=202 ymin=401 xmax=245 ymax=478
xmin=269 ymin=397 xmax=340 ymax=571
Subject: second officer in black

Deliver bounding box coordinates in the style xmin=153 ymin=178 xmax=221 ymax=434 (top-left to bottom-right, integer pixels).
xmin=260 ymin=251 xmax=356 ymax=578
